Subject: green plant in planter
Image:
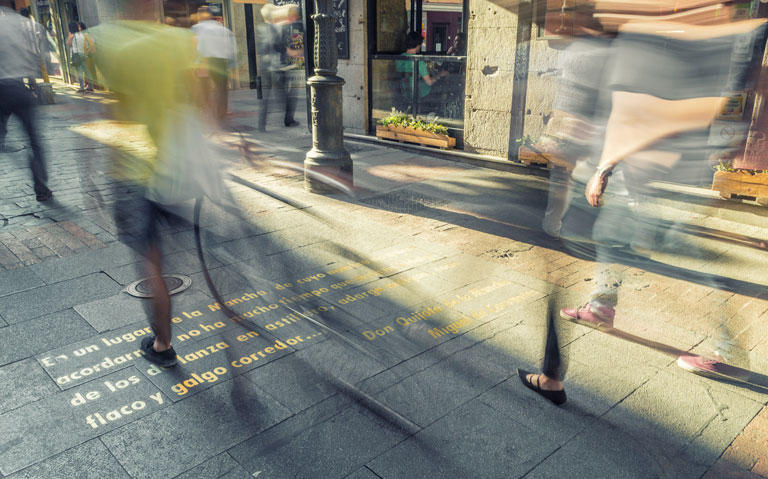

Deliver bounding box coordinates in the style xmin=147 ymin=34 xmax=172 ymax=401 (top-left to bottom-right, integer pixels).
xmin=377 ymin=109 xmax=450 ymax=136
xmin=714 ymin=160 xmax=735 ymax=172
xmin=514 ymin=135 xmax=535 ymax=147
xmin=713 ymin=159 xmax=768 ymax=175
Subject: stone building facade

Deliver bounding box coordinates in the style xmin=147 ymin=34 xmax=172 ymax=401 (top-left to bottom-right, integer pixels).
xmin=29 ymin=0 xmax=562 ymax=159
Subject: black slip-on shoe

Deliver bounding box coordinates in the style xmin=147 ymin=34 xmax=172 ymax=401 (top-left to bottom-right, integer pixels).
xmin=140 ymin=336 xmax=178 ymax=368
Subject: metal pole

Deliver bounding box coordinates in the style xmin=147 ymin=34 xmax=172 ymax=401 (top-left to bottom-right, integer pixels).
xmin=303 ymin=0 xmax=352 ymax=193
xmin=244 ymin=4 xmax=258 ymax=90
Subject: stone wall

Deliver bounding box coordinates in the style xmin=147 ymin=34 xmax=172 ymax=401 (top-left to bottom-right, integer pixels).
xmin=338 ymin=0 xmax=367 ymax=133
xmin=463 ymin=0 xmax=519 ymax=157
xmin=229 ymin=2 xmax=254 ymax=90
xmin=522 ymin=22 xmax=560 ymax=143
xmin=463 ymin=0 xmax=561 ymax=158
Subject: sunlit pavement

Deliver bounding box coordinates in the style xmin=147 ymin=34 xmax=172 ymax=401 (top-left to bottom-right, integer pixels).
xmin=0 ymin=80 xmax=767 ymax=478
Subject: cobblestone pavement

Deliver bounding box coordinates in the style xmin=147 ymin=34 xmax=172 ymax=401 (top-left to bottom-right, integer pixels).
xmin=0 ymin=80 xmax=767 ymax=479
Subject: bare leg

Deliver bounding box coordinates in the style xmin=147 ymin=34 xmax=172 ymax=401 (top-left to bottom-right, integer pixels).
xmin=144 ymin=244 xmax=171 ymax=351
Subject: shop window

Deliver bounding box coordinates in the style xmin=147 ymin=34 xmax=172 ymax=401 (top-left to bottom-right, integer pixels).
xmin=370 ymin=0 xmax=468 ymax=134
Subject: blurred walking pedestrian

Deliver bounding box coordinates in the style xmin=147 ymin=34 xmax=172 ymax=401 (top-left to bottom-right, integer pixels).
xmin=257 ymin=4 xmax=304 ymax=131
xmin=0 ymin=2 xmax=53 ymax=201
xmin=93 ymin=4 xmax=230 ymax=367
xmin=18 ymin=7 xmax=48 ymax=93
xmin=191 ymin=5 xmax=236 ymax=124
xmin=519 ymin=1 xmax=766 ymax=403
xmin=79 ymin=22 xmax=98 ymax=91
xmin=67 ymin=20 xmax=95 ymax=92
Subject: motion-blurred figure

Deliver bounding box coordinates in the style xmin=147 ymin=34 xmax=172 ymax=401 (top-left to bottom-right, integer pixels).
xmin=67 ymin=20 xmax=95 ymax=92
xmin=520 ymin=1 xmax=766 ymax=403
xmin=79 ymin=22 xmax=98 ymax=91
xmin=93 ymin=10 xmax=227 ymax=368
xmin=0 ymin=2 xmax=53 ymax=201
xmin=538 ymin=17 xmax=612 ymax=238
xmin=257 ymin=4 xmax=303 ymax=131
xmin=192 ymin=5 xmax=236 ymax=123
xmin=18 ymin=7 xmax=48 ymax=92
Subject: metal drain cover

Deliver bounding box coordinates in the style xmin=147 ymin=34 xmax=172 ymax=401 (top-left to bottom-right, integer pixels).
xmin=361 ymin=190 xmax=449 ymax=214
xmin=126 ymin=274 xmax=192 ymax=298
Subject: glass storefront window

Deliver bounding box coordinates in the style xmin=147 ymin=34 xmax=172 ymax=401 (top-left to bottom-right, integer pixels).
xmin=372 ymin=55 xmax=465 ymax=129
xmin=371 ymin=0 xmax=467 ymax=135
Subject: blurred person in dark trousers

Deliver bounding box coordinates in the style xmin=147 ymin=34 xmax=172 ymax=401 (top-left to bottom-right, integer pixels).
xmin=79 ymin=22 xmax=99 ymax=91
xmin=191 ymin=4 xmax=236 ymax=124
xmin=0 ymin=1 xmax=53 ymax=201
xmin=93 ymin=0 xmax=230 ymax=368
xmin=67 ymin=20 xmax=95 ymax=92
xmin=519 ymin=0 xmax=765 ymax=404
xmin=257 ymin=4 xmax=303 ymax=131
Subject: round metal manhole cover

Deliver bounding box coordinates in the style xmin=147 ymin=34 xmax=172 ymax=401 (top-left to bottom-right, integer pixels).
xmin=126 ymin=274 xmax=192 ymax=298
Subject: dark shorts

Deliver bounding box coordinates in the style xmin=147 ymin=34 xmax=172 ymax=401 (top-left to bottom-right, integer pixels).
xmin=113 ymin=184 xmax=180 ymax=256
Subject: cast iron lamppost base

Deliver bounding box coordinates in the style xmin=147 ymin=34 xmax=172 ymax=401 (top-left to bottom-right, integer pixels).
xmin=304 ymin=0 xmax=352 ymax=193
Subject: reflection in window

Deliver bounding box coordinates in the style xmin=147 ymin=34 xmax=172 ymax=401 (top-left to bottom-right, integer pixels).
xmin=372 ymin=0 xmax=467 ymax=133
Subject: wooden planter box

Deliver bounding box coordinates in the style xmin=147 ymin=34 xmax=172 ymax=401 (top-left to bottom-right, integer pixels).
xmin=376 ymin=125 xmax=455 ymax=150
xmin=517 ymin=145 xmax=573 ymax=170
xmin=712 ymin=170 xmax=768 ymax=205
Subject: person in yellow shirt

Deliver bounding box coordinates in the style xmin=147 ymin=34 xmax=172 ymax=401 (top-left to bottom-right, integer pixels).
xmin=90 ymin=17 xmax=201 ymax=368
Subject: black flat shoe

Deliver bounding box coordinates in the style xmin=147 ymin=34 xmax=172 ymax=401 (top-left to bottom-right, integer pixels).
xmin=141 ymin=336 xmax=178 ymax=368
xmin=517 ymin=368 xmax=567 ymax=406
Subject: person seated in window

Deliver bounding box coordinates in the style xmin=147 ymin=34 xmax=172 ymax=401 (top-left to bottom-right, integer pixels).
xmin=446 ymin=32 xmax=466 ymax=56
xmin=395 ymin=32 xmax=448 ymax=112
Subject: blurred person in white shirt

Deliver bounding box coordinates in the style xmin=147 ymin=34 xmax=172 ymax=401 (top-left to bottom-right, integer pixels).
xmin=191 ymin=5 xmax=237 ymax=123
xmin=0 ymin=2 xmax=52 ymax=201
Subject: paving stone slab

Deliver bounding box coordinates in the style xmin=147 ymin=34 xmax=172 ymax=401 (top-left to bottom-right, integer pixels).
xmin=244 ymin=337 xmax=397 ymax=414
xmin=173 ymin=452 xmax=243 ymax=479
xmin=0 ymin=267 xmax=45 ymax=298
xmin=478 ymin=376 xmax=594 ymax=447
xmin=345 ymin=467 xmax=382 ymax=479
xmin=74 ymin=292 xmax=150 ymax=332
xmin=435 ymin=277 xmax=545 ymax=323
xmin=173 ymin=286 xmax=350 ymax=351
xmin=0 ymin=367 xmax=167 ymax=476
xmin=228 ymin=398 xmax=408 ymax=479
xmin=367 ymin=401 xmax=560 ymax=479
xmin=29 ymin=243 xmax=141 ymax=284
xmin=525 ymin=421 xmax=707 ymax=479
xmin=101 ymin=376 xmax=291 ymax=479
xmin=139 ymin=329 xmax=299 ymax=402
xmin=217 ymin=467 xmax=254 ymax=479
xmin=0 ymin=273 xmax=122 ymax=324
xmin=237 ymin=252 xmax=328 ymax=284
xmin=187 ymin=265 xmax=260 ymax=298
xmin=212 ymin=232 xmax=310 ymax=264
xmin=35 ymin=319 xmax=205 ymax=390
xmin=560 ymin=327 xmax=672 ymax=380
xmin=0 ymin=358 xmax=59 ymax=415
xmin=104 ymin=250 xmax=224 ymax=286
xmin=354 ymin=302 xmax=474 ymax=361
xmin=416 ymin=253 xmax=513 ymax=289
xmin=497 ymin=268 xmax=560 ymax=294
xmin=601 ymin=368 xmax=764 ymax=468
xmin=359 ymin=339 xmax=516 ymax=428
xmin=0 ymin=309 xmax=95 ymax=367
xmin=331 ymin=271 xmax=454 ymax=316
xmin=5 ymin=439 xmax=131 ymax=479
xmin=324 ymin=288 xmax=392 ymax=325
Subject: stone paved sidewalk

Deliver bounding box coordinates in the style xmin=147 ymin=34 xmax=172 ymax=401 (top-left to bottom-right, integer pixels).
xmin=0 ymin=80 xmax=766 ymax=478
